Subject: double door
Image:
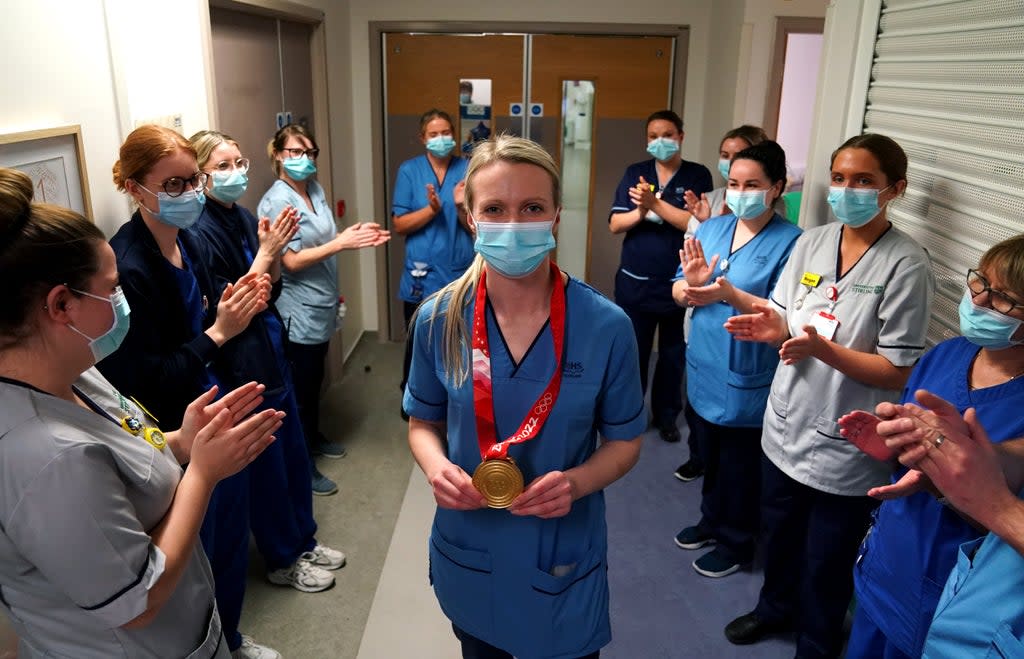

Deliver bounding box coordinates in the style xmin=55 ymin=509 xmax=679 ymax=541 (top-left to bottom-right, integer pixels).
xmin=383 ymin=32 xmax=681 ymax=340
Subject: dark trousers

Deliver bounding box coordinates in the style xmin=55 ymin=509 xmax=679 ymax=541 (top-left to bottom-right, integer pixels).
xmin=452 ymin=624 xmax=599 ymax=659
xmin=683 ymin=403 xmax=704 ymax=469
xmin=754 ymin=455 xmax=878 ymax=658
xmin=400 ymin=301 xmax=418 ymax=391
xmin=693 ymin=412 xmax=762 ymax=563
xmin=199 ymin=470 xmax=250 ymax=651
xmin=286 ymin=339 xmax=330 ymax=452
xmin=622 ymin=306 xmax=685 ymax=427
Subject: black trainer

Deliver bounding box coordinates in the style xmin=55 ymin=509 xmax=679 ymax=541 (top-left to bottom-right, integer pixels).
xmin=724 ymin=612 xmax=787 ymax=645
xmin=673 ymin=459 xmax=704 ymax=482
xmin=658 ymin=423 xmax=681 ymax=443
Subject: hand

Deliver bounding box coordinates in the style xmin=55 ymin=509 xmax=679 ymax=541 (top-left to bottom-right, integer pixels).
xmin=915 ymin=407 xmax=1015 ymax=528
xmin=685 ymin=276 xmax=733 ymax=307
xmin=778 ymin=324 xmax=824 ymax=365
xmin=877 ymin=390 xmax=971 ymax=467
xmin=684 ymin=190 xmax=711 ymax=221
xmin=725 ymin=301 xmax=787 ymax=345
xmin=211 ymin=272 xmax=270 ymax=343
xmin=427 ymin=461 xmax=486 ymax=510
xmin=681 ymin=238 xmax=719 ymax=286
xmin=177 ymin=382 xmax=266 ymax=461
xmin=258 ymin=205 xmax=300 ymax=256
xmin=333 ymin=222 xmax=392 ymax=251
xmin=508 ymin=471 xmax=574 ymax=518
xmin=840 ymin=409 xmax=895 ymax=462
xmin=867 ymin=469 xmax=934 ymax=500
xmin=188 ymin=407 xmax=282 ymax=484
xmin=453 ymin=180 xmax=466 ymax=212
xmin=629 ymin=177 xmax=658 ymax=212
xmin=425 ymin=183 xmax=442 ymax=214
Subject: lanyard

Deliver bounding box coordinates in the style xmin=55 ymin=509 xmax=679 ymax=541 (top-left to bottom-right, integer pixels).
xmin=472 ymin=261 xmax=566 ymax=461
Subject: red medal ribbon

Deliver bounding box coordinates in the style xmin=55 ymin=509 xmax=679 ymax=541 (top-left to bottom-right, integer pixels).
xmin=472 ymin=261 xmax=566 ymax=461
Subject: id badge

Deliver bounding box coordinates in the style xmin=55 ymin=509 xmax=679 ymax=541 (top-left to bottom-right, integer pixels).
xmin=809 ymin=311 xmax=839 ymax=340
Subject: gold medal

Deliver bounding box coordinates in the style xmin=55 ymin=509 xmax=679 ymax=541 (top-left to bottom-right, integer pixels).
xmin=472 ymin=458 xmax=524 ymax=509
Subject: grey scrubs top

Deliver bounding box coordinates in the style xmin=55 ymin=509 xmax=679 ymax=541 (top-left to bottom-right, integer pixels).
xmin=762 ymin=223 xmax=934 ymax=496
xmin=0 ymin=368 xmax=227 ymax=658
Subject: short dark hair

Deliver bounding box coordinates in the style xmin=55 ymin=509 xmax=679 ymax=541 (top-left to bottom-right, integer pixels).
xmin=720 ymin=125 xmax=769 ymax=151
xmin=419 ymin=109 xmax=454 ymax=134
xmin=645 ymin=110 xmax=683 ymax=133
xmin=732 ymin=140 xmax=788 ymax=205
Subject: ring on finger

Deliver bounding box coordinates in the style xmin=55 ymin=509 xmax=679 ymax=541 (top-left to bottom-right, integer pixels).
xmin=934 ymin=434 xmax=946 ymax=448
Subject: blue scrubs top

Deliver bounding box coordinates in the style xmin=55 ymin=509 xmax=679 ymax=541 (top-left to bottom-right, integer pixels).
xmin=258 ymin=179 xmax=338 ymax=345
xmin=392 ymin=154 xmax=474 ymax=304
xmin=165 ymin=239 xmax=220 ymax=393
xmin=676 ymin=213 xmax=800 ymax=427
xmin=923 ymin=495 xmax=1024 ymax=658
xmin=854 ymin=337 xmax=1024 ymax=656
xmin=403 ymin=276 xmax=646 ymax=659
xmin=610 ymin=158 xmax=712 ymax=313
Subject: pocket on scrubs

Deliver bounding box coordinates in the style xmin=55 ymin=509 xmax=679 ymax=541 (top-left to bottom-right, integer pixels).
xmin=428 ymin=531 xmax=494 ymax=635
xmin=989 ymin=622 xmax=1024 ymax=658
xmin=185 ymin=603 xmax=229 ymax=659
xmin=299 ymin=302 xmax=336 ymax=336
xmin=527 ymin=545 xmax=608 ymax=655
xmin=724 ymin=369 xmax=775 ymax=426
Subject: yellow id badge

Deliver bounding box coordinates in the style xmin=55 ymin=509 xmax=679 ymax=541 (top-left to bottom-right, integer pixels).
xmin=800 ymin=272 xmax=822 ymax=287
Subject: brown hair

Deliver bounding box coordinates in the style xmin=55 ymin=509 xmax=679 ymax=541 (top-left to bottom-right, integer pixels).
xmin=645 ymin=109 xmax=684 ymax=133
xmin=112 ymin=124 xmax=195 ymax=191
xmin=0 ymin=168 xmax=105 ymax=348
xmin=831 ymin=133 xmax=908 ymax=189
xmin=419 ymin=109 xmax=454 ymax=135
xmin=189 ymin=129 xmax=240 ymax=170
xmin=267 ymin=124 xmax=319 ymax=176
xmin=720 ymin=125 xmax=769 ymax=151
xmin=980 ymin=235 xmax=1024 ymax=298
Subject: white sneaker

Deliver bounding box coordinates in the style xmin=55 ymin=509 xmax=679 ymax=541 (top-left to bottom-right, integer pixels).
xmin=303 ymin=544 xmax=346 ymax=570
xmin=232 ymin=635 xmax=282 ymax=659
xmin=266 ymin=558 xmax=335 ymax=593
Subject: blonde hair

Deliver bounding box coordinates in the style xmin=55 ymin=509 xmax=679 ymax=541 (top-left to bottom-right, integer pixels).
xmin=267 ymin=124 xmax=318 ymax=177
xmin=423 ymin=135 xmax=561 ymax=386
xmin=112 ymin=124 xmax=195 ymax=191
xmin=189 ymin=129 xmax=239 ymax=170
xmin=980 ymin=235 xmax=1024 ymax=297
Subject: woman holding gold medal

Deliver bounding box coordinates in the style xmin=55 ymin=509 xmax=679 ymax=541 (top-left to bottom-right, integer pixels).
xmin=0 ymin=167 xmax=281 ymax=657
xmin=403 ymin=135 xmax=646 ymax=659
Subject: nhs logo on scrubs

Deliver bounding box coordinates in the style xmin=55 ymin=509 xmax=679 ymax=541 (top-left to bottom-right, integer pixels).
xmin=563 ymin=361 xmax=584 ymax=378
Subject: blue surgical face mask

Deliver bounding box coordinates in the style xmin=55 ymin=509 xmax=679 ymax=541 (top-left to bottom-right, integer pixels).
xmin=646 ymin=137 xmax=680 ymax=162
xmin=725 ymin=189 xmax=770 ymax=220
xmin=209 ymin=169 xmax=248 ymax=204
xmin=718 ymin=159 xmax=731 ymax=181
xmin=140 ymin=186 xmax=205 ymax=229
xmin=460 ymin=93 xmax=472 ymax=104
xmin=473 ymin=219 xmax=556 ymax=279
xmin=67 ymin=286 xmax=132 ymax=363
xmin=283 ymin=156 xmax=317 ymax=181
xmin=959 ymin=289 xmax=1024 ymax=350
xmin=426 ymin=135 xmax=456 ymax=158
xmin=827 ymin=186 xmax=891 ymax=228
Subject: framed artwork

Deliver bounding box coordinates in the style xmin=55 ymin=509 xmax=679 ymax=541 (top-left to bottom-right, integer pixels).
xmin=0 ymin=125 xmax=93 ymax=221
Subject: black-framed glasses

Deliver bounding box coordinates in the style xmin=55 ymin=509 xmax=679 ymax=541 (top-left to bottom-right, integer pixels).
xmin=967 ymin=269 xmax=1024 ymax=315
xmin=282 ymin=147 xmax=319 ymax=160
xmin=139 ymin=172 xmax=208 ymax=198
xmin=208 ymin=158 xmax=250 ymax=174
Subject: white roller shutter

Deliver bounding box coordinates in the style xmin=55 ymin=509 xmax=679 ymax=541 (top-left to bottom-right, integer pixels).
xmin=863 ymin=0 xmax=1024 ymax=346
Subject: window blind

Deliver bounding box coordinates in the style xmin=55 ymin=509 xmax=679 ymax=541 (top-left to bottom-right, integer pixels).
xmin=863 ymin=0 xmax=1024 ymax=345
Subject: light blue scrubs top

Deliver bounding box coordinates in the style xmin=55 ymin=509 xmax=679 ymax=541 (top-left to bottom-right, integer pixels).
xmin=258 ymin=179 xmax=338 ymax=345
xmin=392 ymin=155 xmax=474 ymax=304
xmin=923 ymin=493 xmax=1024 ymax=658
xmin=403 ymin=276 xmax=646 ymax=659
xmin=675 ymin=213 xmax=800 ymax=427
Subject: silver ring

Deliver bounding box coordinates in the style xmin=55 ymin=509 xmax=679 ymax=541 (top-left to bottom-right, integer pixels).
xmin=934 ymin=434 xmax=946 ymax=448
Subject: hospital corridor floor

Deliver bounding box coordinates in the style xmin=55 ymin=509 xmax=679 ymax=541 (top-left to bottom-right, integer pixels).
xmin=241 ymin=334 xmax=797 ymax=658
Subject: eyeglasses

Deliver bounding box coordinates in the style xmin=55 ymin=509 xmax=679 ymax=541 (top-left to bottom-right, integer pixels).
xmin=139 ymin=172 xmax=208 ymax=198
xmin=281 ymin=147 xmax=319 ymax=160
xmin=208 ymin=158 xmax=250 ymax=174
xmin=967 ymin=269 xmax=1024 ymax=315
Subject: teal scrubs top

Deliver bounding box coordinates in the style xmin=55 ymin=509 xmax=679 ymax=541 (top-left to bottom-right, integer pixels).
xmin=258 ymin=179 xmax=338 ymax=345
xmin=403 ymin=276 xmax=646 ymax=658
xmin=392 ymin=155 xmax=474 ymax=304
xmin=676 ymin=213 xmax=801 ymax=427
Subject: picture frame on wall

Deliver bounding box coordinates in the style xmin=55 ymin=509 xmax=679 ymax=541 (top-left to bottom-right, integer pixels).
xmin=0 ymin=125 xmax=93 ymax=221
